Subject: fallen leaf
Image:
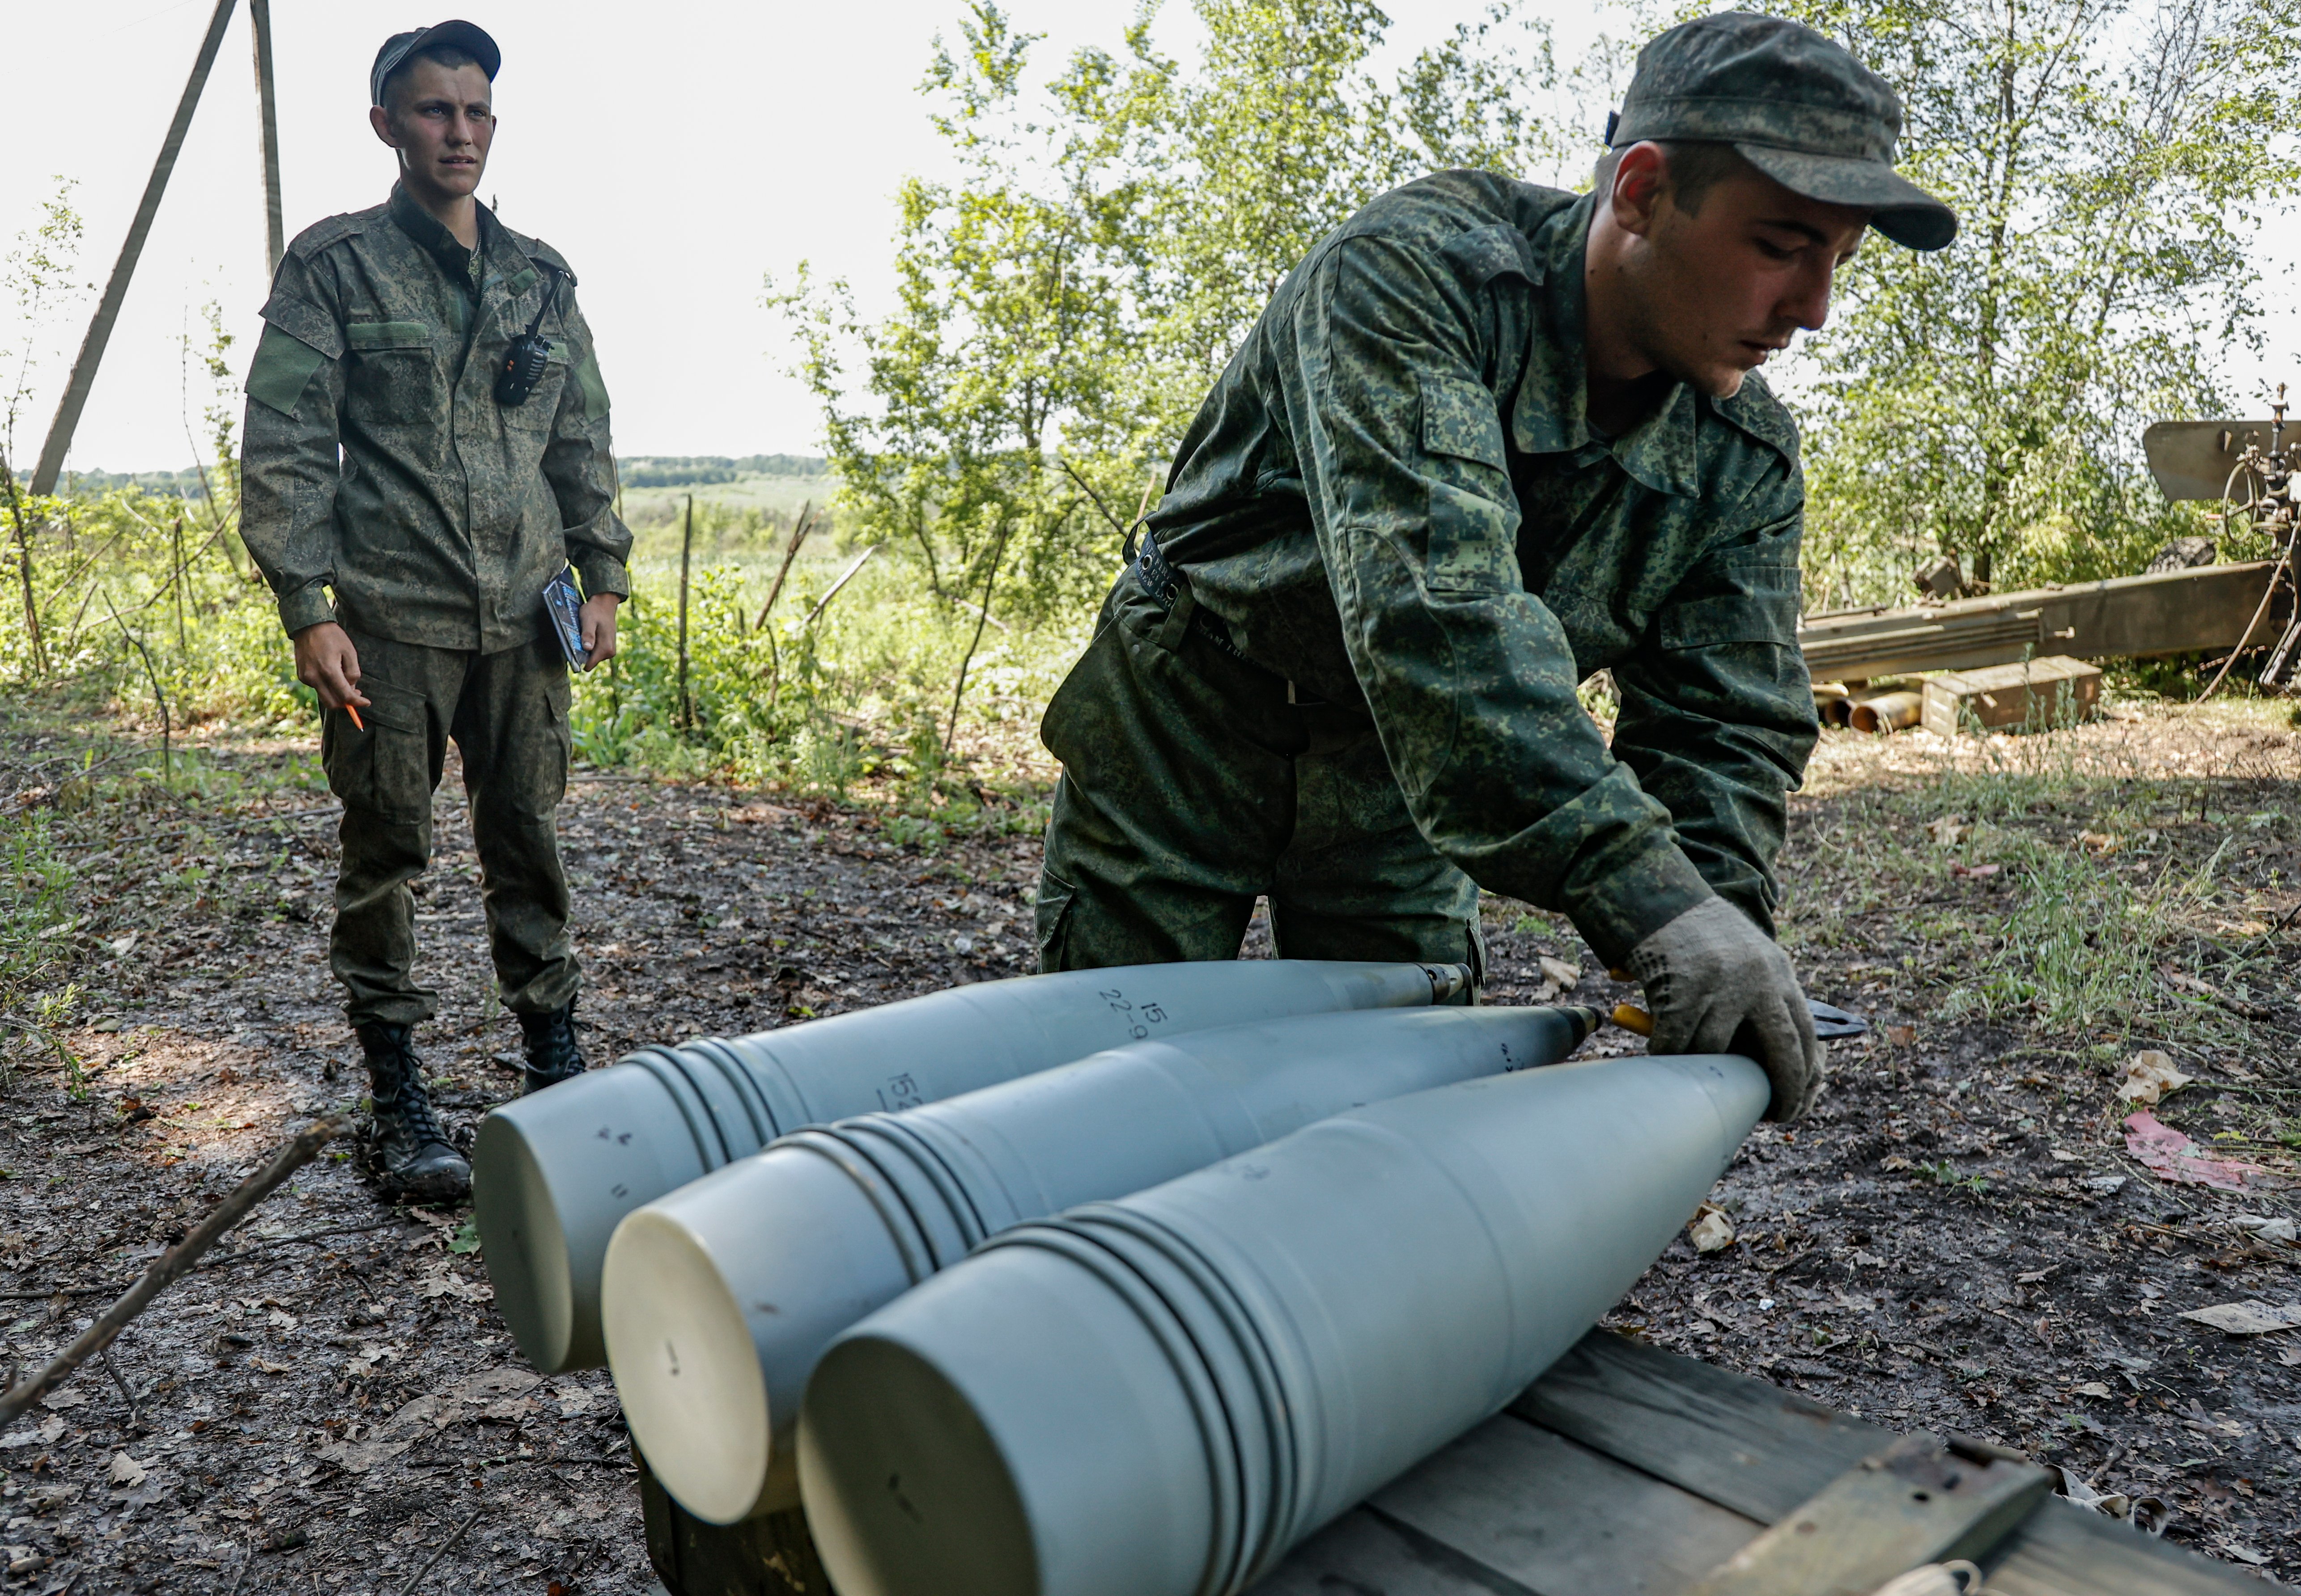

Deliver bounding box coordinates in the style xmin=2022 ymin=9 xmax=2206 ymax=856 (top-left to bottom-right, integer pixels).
xmin=314 ymin=1438 xmax=411 ymax=1475
xmin=247 ymin=1357 xmax=292 ymax=1375
xmin=1925 ymin=816 xmax=1969 ymax=847
xmin=267 ymin=1307 xmax=297 ymax=1332
xmin=2116 ymin=1050 xmax=2193 ymax=1107
xmin=2123 ymin=1111 xmax=2263 ymax=1192
xmin=1950 ymin=861 xmax=2001 ymax=879
xmin=2048 ymin=1148 xmax=2080 ymax=1162
xmin=1687 ymin=1204 xmax=1735 ymax=1254
xmin=417 ymin=1266 xmax=492 ymax=1302
xmin=106 ymin=933 xmax=137 ymax=959
xmin=0 ymin=1416 xmax=66 ymax=1451
xmin=447 ymin=1367 xmax=542 ymax=1404
xmin=2017 ymin=1269 xmax=2053 ymax=1284
xmin=1883 ymin=1024 xmax=1917 ymax=1047
xmin=2077 ymin=830 xmax=2119 ymax=854
xmin=1880 ymin=1155 xmax=1914 ymax=1172
xmin=2073 ymin=1381 xmax=2114 ymax=1398
xmin=2228 ymin=1214 xmax=2298 ymax=1245
xmin=2177 ymin=1300 xmax=2301 ymax=1335
xmin=381 ymin=1394 xmax=452 ymax=1434
xmin=105 ymin=1454 xmax=147 ymax=1486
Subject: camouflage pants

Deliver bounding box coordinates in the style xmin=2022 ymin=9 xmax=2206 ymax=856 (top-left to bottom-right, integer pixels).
xmin=321 ymin=629 xmax=577 ymax=1027
xmin=1036 ymin=566 xmax=1483 ymax=975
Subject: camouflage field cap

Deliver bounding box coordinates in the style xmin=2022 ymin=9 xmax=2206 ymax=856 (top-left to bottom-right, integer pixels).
xmin=371 ymin=20 xmax=501 ymax=107
xmin=1608 ymin=11 xmax=1956 ymax=251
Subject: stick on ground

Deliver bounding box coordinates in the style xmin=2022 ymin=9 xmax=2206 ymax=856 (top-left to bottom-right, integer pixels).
xmin=395 ymin=1506 xmax=483 ymax=1596
xmin=0 ymin=1114 xmax=345 ymax=1429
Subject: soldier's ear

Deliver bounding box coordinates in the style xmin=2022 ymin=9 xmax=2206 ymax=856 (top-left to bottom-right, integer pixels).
xmin=369 ymin=102 xmax=402 ymax=150
xmin=1607 ymin=142 xmax=1669 ymax=237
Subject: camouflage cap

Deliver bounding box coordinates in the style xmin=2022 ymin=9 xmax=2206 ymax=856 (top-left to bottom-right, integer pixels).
xmin=1608 ymin=12 xmax=1956 ymax=251
xmin=370 ymin=20 xmax=501 ymax=107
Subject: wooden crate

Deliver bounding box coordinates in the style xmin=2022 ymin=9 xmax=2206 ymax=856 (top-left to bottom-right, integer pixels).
xmin=639 ymin=1330 xmax=2254 ymax=1596
xmin=1922 ymin=655 xmax=2101 ymax=737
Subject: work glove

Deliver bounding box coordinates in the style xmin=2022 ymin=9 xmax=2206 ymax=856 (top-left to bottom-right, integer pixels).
xmin=1625 ymin=896 xmax=1823 ymax=1121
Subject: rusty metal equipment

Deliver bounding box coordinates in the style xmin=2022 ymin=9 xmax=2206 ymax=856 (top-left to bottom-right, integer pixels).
xmin=2140 ymin=390 xmax=2301 ymax=691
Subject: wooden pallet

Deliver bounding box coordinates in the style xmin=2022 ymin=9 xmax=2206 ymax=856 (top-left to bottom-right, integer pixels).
xmin=640 ymin=1330 xmax=2254 ymax=1596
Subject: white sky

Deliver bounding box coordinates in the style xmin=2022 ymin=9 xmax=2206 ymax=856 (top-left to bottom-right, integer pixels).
xmin=7 ymin=0 xmax=2297 ymax=474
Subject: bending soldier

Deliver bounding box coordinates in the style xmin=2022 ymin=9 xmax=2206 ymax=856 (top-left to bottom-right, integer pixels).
xmin=1035 ymin=14 xmax=1956 ymax=1119
xmin=239 ymin=21 xmax=632 ymax=1200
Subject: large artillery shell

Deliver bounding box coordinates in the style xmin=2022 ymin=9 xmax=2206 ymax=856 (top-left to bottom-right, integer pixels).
xmin=473 ymin=959 xmax=1468 ymax=1372
xmin=799 ymin=1052 xmax=1767 ymax=1596
xmin=604 ymin=1004 xmax=1596 ymax=1523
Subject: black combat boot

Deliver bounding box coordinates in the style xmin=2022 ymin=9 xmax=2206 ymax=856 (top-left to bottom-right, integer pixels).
xmin=356 ymin=1021 xmax=470 ymax=1202
xmin=517 ymin=999 xmax=587 ymax=1096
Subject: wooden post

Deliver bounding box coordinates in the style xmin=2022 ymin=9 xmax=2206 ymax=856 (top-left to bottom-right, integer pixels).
xmin=31 ymin=0 xmax=242 ymax=494
xmin=249 ymin=0 xmax=284 ymax=276
xmin=171 ymin=511 xmax=188 ymax=652
xmin=677 ymin=494 xmax=694 ymax=731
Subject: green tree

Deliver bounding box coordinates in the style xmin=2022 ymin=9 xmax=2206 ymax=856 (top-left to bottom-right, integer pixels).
xmin=1779 ymin=0 xmax=2300 ymax=607
xmin=770 ymin=0 xmax=1560 ymax=752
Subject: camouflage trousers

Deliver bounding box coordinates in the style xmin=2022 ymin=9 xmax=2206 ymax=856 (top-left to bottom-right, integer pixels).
xmin=1036 ymin=565 xmax=1483 ymax=976
xmin=320 ymin=629 xmax=578 ymax=1027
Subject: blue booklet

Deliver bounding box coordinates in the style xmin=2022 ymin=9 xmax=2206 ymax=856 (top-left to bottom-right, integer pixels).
xmin=543 ymin=567 xmax=591 ymax=671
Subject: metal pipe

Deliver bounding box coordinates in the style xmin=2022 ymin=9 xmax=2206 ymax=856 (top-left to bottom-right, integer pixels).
xmin=474 ymin=959 xmax=1471 ymax=1373
xmin=799 ymin=1051 xmax=1769 ymax=1596
xmin=604 ymin=1003 xmax=1599 ymax=1523
xmin=1849 ymin=690 xmax=1923 ymax=734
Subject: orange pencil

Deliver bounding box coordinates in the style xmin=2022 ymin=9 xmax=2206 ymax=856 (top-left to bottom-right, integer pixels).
xmin=345 ymin=703 xmax=365 ymax=731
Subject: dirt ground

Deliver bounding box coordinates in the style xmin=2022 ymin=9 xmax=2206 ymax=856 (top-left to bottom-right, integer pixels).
xmin=0 ymin=696 xmax=2292 ymax=1592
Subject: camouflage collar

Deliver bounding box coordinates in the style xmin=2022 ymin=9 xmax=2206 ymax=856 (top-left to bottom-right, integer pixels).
xmin=1508 ymin=193 xmax=1703 ymax=499
xmin=386 ymin=183 xmax=497 ymax=296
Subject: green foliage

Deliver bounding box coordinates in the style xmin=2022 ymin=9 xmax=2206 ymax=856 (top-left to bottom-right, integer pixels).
xmin=770 ymin=0 xmax=1561 ymax=749
xmin=1778 ymin=0 xmax=2301 ymax=607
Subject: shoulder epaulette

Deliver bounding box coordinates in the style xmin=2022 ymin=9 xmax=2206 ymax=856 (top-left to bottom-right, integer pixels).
xmin=286 ymin=204 xmax=385 ymax=261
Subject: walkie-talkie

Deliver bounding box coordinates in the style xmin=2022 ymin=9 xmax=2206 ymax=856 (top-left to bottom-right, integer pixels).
xmin=495 ymin=263 xmax=572 ymax=407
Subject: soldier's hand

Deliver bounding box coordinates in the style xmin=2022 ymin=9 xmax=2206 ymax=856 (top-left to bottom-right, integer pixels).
xmin=292 ymin=622 xmax=369 ymax=713
xmin=579 ymin=593 xmax=621 ymax=669
xmin=1625 ymin=896 xmax=1823 ymax=1121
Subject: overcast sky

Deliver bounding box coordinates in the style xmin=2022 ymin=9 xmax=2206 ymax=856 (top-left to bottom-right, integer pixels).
xmin=7 ymin=0 xmax=2297 ymax=474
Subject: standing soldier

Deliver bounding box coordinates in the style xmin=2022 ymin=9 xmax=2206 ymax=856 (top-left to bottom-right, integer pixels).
xmin=240 ymin=21 xmax=631 ymax=1201
xmin=1035 ymin=13 xmax=1955 ymax=1121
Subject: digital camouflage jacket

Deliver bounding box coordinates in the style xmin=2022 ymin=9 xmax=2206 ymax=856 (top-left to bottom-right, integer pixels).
xmin=1144 ymin=170 xmax=1818 ymax=964
xmin=240 ymin=185 xmax=631 ymax=653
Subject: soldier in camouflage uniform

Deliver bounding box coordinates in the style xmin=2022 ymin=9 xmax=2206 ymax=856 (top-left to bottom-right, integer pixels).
xmin=1036 ymin=13 xmax=1955 ymax=1120
xmin=240 ymin=21 xmax=632 ymax=1200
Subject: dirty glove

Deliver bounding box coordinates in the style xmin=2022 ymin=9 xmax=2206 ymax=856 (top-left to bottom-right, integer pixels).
xmin=1625 ymin=896 xmax=1823 ymax=1121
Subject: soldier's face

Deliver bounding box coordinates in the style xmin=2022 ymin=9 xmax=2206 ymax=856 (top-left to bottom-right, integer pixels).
xmin=370 ymin=59 xmax=496 ymax=203
xmin=1613 ymin=152 xmax=1868 ymax=399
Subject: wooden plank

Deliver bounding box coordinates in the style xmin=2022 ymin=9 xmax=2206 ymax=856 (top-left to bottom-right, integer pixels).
xmin=636 ymin=1447 xmax=824 ymax=1596
xmin=1249 ymin=1506 xmax=1538 ymax=1596
xmin=1513 ymin=1335 xmax=2259 ymax=1596
xmin=1511 ymin=1331 xmax=1893 ymax=1523
xmin=1361 ymin=1413 xmax=1761 ymax=1595
xmin=1682 ymin=1435 xmax=2054 ymax=1596
xmin=1983 ymin=1498 xmax=2267 ymax=1596
xmin=1921 ymin=656 xmax=2101 ymax=736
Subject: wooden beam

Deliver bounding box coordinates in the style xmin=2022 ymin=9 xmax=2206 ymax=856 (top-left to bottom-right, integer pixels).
xmin=249 ymin=0 xmax=284 ymax=276
xmin=28 ymin=0 xmax=240 ymax=495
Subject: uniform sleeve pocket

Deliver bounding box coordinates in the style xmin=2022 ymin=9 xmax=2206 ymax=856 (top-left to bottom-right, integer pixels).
xmin=1658 ymin=591 xmax=1800 ymax=650
xmin=246 ymin=325 xmax=328 ymax=418
xmin=1420 ymin=376 xmax=1506 ymax=469
xmin=573 ymin=346 xmax=610 ymax=421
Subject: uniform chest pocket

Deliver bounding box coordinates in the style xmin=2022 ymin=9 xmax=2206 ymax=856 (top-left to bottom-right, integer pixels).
xmin=343 ymin=321 xmax=442 ymax=427
xmin=497 ymin=354 xmax=569 ymax=431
